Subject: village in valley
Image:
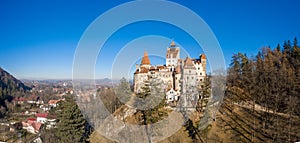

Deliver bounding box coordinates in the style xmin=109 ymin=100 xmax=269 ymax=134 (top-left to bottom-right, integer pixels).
xmin=0 ymin=80 xmax=72 ymax=142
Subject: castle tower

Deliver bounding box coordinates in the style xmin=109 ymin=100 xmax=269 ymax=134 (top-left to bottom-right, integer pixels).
xmin=133 ymin=50 xmax=152 ymax=93
xmin=166 ymin=41 xmax=180 ymax=71
xmin=141 ymin=50 xmax=151 ymax=69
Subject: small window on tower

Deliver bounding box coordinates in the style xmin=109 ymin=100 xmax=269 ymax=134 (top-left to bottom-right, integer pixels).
xmin=200 ymin=72 xmax=202 ymax=75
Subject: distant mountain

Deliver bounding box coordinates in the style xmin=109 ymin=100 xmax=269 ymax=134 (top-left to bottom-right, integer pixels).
xmin=0 ymin=67 xmax=31 ymax=96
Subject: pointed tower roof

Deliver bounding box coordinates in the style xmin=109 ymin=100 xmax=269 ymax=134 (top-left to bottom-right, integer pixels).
xmin=170 ymin=40 xmax=176 ymax=47
xmin=185 ymin=57 xmax=194 ymax=66
xmin=184 ymin=57 xmax=195 ymax=69
xmin=141 ymin=50 xmax=150 ymax=65
xmin=200 ymin=54 xmax=206 ymax=59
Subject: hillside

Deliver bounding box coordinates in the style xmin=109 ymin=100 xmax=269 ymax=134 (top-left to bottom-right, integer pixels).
xmin=0 ymin=67 xmax=31 ymax=95
xmin=0 ymin=67 xmax=31 ymax=117
xmin=90 ymin=38 xmax=300 ymax=142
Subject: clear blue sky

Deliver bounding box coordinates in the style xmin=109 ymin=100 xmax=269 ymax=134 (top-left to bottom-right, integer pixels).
xmin=0 ymin=0 xmax=299 ymax=79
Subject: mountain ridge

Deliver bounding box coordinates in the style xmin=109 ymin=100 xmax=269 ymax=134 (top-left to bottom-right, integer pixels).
xmin=0 ymin=67 xmax=31 ymax=96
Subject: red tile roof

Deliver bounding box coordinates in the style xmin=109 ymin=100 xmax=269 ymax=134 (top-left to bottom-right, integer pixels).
xmin=141 ymin=51 xmax=150 ymax=65
xmin=32 ymin=122 xmax=42 ymax=131
xmin=184 ymin=57 xmax=196 ymax=69
xmin=28 ymin=118 xmax=36 ymax=122
xmin=36 ymin=113 xmax=48 ymax=118
xmin=200 ymin=54 xmax=206 ymax=59
xmin=48 ymin=100 xmax=59 ymax=104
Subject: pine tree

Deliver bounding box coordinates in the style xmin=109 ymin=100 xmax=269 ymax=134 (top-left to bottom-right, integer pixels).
xmin=225 ymin=39 xmax=300 ymax=142
xmin=197 ymin=76 xmax=211 ymax=112
xmin=55 ymin=97 xmax=89 ymax=143
xmin=136 ymin=75 xmax=167 ymax=124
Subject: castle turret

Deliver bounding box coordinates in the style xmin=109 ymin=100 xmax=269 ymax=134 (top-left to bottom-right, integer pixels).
xmin=141 ymin=50 xmax=151 ymax=69
xmin=166 ymin=41 xmax=180 ymax=70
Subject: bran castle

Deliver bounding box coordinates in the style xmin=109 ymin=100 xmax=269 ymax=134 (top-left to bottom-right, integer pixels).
xmin=133 ymin=41 xmax=206 ymax=104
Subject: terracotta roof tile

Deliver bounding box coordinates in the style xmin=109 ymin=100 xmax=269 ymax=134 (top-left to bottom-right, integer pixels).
xmin=139 ymin=67 xmax=149 ymax=73
xmin=141 ymin=51 xmax=150 ymax=65
xmin=170 ymin=41 xmax=176 ymax=47
xmin=36 ymin=113 xmax=48 ymax=118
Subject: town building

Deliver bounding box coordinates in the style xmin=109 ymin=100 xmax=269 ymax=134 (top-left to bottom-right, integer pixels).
xmin=36 ymin=113 xmax=48 ymax=124
xmin=22 ymin=119 xmax=42 ymax=134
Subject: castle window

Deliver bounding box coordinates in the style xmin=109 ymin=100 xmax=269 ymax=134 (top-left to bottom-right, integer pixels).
xmin=192 ymin=77 xmax=194 ymax=79
xmin=200 ymin=79 xmax=203 ymax=81
xmin=187 ymin=77 xmax=189 ymax=80
xmin=198 ymin=67 xmax=200 ymax=70
xmin=200 ymin=72 xmax=202 ymax=75
xmin=189 ymin=70 xmax=191 ymax=73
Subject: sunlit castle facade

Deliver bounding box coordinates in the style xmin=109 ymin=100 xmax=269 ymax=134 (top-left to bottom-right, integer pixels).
xmin=133 ymin=41 xmax=206 ymax=103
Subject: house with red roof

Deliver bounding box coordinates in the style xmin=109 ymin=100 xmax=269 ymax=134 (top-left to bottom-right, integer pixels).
xmin=36 ymin=113 xmax=48 ymax=124
xmin=27 ymin=95 xmax=39 ymax=104
xmin=13 ymin=97 xmax=27 ymax=104
xmin=22 ymin=119 xmax=42 ymax=134
xmin=48 ymin=98 xmax=64 ymax=108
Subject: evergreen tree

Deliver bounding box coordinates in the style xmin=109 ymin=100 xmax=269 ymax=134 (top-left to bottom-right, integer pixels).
xmin=55 ymin=97 xmax=89 ymax=143
xmin=225 ymin=39 xmax=300 ymax=142
xmin=136 ymin=75 xmax=167 ymax=124
xmin=197 ymin=76 xmax=211 ymax=112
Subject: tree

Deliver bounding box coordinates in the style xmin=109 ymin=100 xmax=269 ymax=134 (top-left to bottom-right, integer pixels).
xmin=136 ymin=75 xmax=167 ymax=125
xmin=283 ymin=40 xmax=292 ymax=56
xmin=55 ymin=97 xmax=90 ymax=143
xmin=224 ymin=39 xmax=300 ymax=142
xmin=135 ymin=75 xmax=168 ymax=143
xmin=115 ymin=77 xmax=132 ymax=106
xmin=197 ymin=76 xmax=211 ymax=112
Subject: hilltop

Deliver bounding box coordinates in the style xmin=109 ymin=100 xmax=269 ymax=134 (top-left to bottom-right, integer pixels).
xmin=0 ymin=67 xmax=31 ymax=117
xmin=0 ymin=67 xmax=31 ymax=94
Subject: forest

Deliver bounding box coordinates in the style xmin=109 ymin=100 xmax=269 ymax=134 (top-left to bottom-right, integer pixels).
xmin=220 ymin=38 xmax=300 ymax=142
